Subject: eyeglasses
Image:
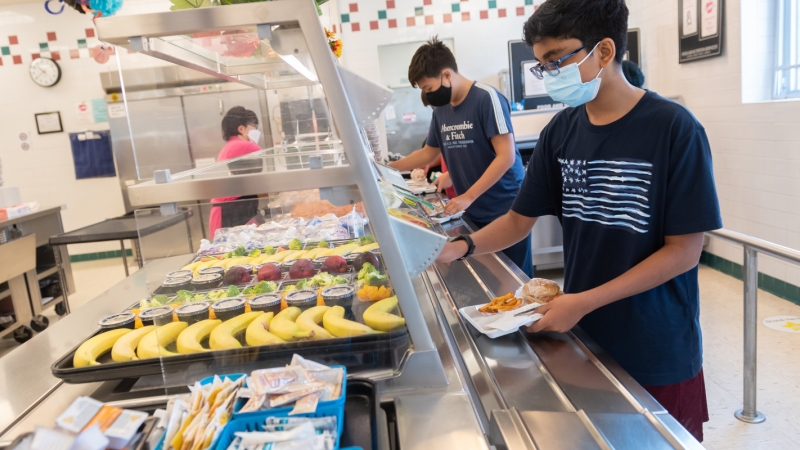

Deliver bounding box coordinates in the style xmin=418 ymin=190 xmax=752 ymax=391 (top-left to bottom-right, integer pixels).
xmin=529 ymin=44 xmax=589 ymax=80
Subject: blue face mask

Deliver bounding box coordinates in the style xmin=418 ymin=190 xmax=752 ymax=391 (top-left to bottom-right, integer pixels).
xmin=543 ymin=43 xmax=603 ymax=108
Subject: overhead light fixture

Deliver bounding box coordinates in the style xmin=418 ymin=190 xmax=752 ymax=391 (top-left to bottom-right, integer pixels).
xmin=279 ymin=53 xmax=317 ymax=82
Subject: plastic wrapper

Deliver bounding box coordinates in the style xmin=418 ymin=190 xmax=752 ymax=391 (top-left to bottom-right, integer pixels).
xmin=234 ymin=422 xmax=315 ymax=445
xmin=288 ymin=391 xmax=321 ymax=416
xmin=269 ymin=383 xmax=326 ymax=408
xmin=250 ymin=367 xmax=310 ymax=395
xmin=263 ymin=417 xmax=337 ymax=434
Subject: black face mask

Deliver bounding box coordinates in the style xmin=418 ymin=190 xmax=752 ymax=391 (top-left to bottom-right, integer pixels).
xmin=425 ymin=74 xmax=452 ymax=107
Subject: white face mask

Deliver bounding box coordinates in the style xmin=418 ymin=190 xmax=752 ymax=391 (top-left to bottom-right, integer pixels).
xmin=247 ymin=129 xmax=261 ymax=144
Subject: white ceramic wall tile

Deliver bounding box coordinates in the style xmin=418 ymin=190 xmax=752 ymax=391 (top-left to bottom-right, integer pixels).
xmin=627 ymin=0 xmax=800 ymax=289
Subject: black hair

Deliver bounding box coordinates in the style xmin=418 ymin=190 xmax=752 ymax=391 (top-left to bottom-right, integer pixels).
xmin=407 ymin=36 xmax=458 ymax=88
xmin=221 ymin=106 xmax=258 ymax=142
xmin=420 ymin=89 xmax=431 ymax=107
xmin=622 ymin=60 xmax=644 ymax=87
xmin=523 ymin=0 xmax=629 ymax=64
xmin=64 ymin=0 xmax=86 ymax=14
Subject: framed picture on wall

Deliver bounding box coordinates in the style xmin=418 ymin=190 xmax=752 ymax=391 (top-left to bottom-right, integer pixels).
xmin=35 ymin=111 xmax=63 ymax=134
xmin=679 ymin=0 xmax=724 ymax=63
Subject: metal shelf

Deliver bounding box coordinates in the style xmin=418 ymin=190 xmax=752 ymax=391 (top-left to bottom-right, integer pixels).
xmin=36 ymin=267 xmax=59 ymax=281
xmin=95 ymin=3 xmax=323 ymax=91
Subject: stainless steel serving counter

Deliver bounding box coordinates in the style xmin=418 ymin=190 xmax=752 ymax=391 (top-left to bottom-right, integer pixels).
xmin=0 ymin=220 xmax=703 ymax=449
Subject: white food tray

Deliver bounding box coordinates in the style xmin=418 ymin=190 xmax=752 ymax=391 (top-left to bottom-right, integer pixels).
xmin=431 ymin=211 xmax=464 ymax=224
xmin=405 ymin=181 xmax=437 ymax=194
xmin=458 ymin=287 xmax=543 ymax=338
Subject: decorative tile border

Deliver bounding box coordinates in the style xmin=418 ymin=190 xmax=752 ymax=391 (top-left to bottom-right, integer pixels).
xmin=700 ymin=251 xmax=800 ymax=305
xmin=70 ymin=249 xmax=133 ymax=263
xmin=1 ymin=28 xmax=102 ymax=68
xmin=338 ymin=0 xmax=539 ymax=32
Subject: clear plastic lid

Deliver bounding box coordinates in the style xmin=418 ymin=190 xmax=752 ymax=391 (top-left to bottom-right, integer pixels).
xmin=321 ymin=285 xmax=355 ymax=300
xmin=165 ymin=270 xmax=194 ymax=279
xmin=285 ymin=289 xmax=318 ymax=303
xmin=198 ymin=267 xmax=225 ymax=275
xmin=175 ymin=302 xmax=211 ymax=316
xmin=98 ymin=312 xmax=136 ymax=328
xmin=248 ymin=294 xmax=282 ymax=307
xmin=163 ymin=276 xmax=192 ymax=287
xmin=211 ymin=297 xmax=246 ymax=313
xmin=138 ymin=306 xmax=174 ymax=320
xmin=191 ymin=274 xmax=223 ymax=284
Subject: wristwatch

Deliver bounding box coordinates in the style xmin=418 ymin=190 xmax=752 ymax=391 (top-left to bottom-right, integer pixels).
xmin=452 ymin=235 xmax=475 ymax=260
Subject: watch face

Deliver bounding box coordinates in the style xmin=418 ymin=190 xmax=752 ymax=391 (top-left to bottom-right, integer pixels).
xmin=29 ymin=57 xmax=61 ymax=87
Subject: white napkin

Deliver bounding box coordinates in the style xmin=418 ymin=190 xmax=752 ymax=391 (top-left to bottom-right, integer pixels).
xmin=486 ymin=306 xmax=543 ymax=332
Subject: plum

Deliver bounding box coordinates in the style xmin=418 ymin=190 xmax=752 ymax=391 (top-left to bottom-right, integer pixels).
xmin=353 ymin=252 xmax=380 ymax=272
xmin=224 ymin=265 xmax=251 ymax=285
xmin=321 ymin=255 xmax=348 ymax=274
xmin=289 ymin=259 xmax=317 ymax=279
xmin=257 ymin=263 xmax=282 ymax=282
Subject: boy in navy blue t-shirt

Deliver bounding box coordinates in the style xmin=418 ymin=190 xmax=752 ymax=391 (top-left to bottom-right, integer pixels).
xmin=438 ymin=0 xmax=721 ymax=442
xmin=389 ymin=38 xmax=532 ymax=277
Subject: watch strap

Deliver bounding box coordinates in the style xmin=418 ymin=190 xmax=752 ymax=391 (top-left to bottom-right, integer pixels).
xmin=453 ymin=235 xmax=475 ymax=260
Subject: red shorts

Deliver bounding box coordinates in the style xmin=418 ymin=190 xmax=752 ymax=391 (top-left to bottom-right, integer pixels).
xmin=642 ymin=369 xmax=709 ymax=442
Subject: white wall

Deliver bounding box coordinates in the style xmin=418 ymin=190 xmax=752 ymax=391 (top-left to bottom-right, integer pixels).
xmin=627 ymin=0 xmax=800 ymax=287
xmin=0 ymin=0 xmax=190 ymax=255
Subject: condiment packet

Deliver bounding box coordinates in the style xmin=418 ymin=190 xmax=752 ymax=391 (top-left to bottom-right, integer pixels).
xmin=70 ymin=426 xmax=107 ymax=450
xmin=289 ymin=392 xmax=321 ymax=415
xmin=238 ymin=394 xmax=267 ymax=414
xmin=289 ymin=355 xmax=329 ymax=371
xmin=236 ymin=434 xmax=334 ymax=450
xmin=250 ymin=367 xmax=309 ymax=395
xmin=55 ymin=397 xmax=104 ymax=434
xmin=269 ymin=383 xmax=326 ymax=408
xmin=31 ymin=427 xmax=76 ymax=450
xmin=307 ymin=368 xmax=344 ymax=400
xmin=103 ymin=410 xmax=148 ymax=450
xmin=263 ymin=417 xmax=337 ymax=434
xmin=235 ymin=422 xmax=315 ymax=445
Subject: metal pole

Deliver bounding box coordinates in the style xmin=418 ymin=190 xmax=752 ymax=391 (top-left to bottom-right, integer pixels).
xmin=735 ymin=245 xmax=766 ymax=423
xmin=120 ymin=240 xmax=130 ymax=277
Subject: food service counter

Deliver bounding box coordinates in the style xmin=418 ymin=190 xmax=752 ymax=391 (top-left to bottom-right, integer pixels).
xmin=0 ymin=218 xmax=702 ymax=450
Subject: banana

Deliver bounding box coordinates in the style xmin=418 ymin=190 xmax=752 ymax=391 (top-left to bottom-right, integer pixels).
xmin=273 ymin=250 xmax=301 ymax=263
xmin=323 ymin=306 xmax=378 ymax=337
xmin=181 ymin=261 xmax=204 ymax=273
xmin=73 ymin=329 xmax=132 ymax=367
xmin=270 ymin=307 xmax=315 ymax=341
xmin=245 ymin=312 xmax=286 ymax=346
xmin=352 ymin=242 xmax=380 ymax=254
xmin=302 ymin=248 xmax=325 ymax=260
xmin=111 ymin=325 xmax=155 ymax=362
xmin=137 ymin=322 xmax=188 ymax=359
xmin=177 ymin=319 xmax=221 ymax=354
xmin=363 ymin=297 xmax=406 ymax=332
xmin=209 ymin=312 xmax=262 ymax=350
xmin=331 ymin=243 xmax=359 ymax=257
xmin=296 ymin=306 xmax=334 ymax=340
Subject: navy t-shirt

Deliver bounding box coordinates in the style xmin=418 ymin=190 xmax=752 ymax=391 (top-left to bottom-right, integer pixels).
xmin=426 ymin=82 xmax=525 ymax=222
xmin=511 ymin=90 xmax=722 ymax=386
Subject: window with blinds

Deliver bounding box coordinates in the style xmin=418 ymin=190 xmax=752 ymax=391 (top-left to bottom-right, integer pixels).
xmin=775 ymin=0 xmax=800 ymax=98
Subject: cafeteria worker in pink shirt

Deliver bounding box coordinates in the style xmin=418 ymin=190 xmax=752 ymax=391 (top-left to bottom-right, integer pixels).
xmin=208 ymin=106 xmax=263 ymax=238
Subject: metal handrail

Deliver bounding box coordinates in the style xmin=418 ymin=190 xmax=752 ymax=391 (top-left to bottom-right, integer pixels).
xmin=705 ymin=229 xmax=800 ymax=424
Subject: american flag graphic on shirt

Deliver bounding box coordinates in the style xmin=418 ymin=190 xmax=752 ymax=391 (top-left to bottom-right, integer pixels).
xmin=558 ymin=158 xmax=653 ymax=234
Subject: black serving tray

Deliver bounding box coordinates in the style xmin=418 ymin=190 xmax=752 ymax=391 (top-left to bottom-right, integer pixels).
xmin=340 ymin=379 xmax=381 ymax=450
xmin=51 ymin=327 xmax=409 ymax=385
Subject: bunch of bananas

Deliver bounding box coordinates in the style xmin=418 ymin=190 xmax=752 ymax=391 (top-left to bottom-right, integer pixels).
xmin=72 ymin=297 xmax=406 ymax=367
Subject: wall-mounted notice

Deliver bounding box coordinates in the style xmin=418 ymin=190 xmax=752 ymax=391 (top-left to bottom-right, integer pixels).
xmin=679 ymin=0 xmax=724 ymax=63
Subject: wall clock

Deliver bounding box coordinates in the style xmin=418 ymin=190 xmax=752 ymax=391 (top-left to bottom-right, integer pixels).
xmin=29 ymin=57 xmax=62 ymax=87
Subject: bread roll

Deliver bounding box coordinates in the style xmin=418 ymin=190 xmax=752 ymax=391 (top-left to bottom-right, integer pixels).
xmin=522 ymin=278 xmax=561 ymax=303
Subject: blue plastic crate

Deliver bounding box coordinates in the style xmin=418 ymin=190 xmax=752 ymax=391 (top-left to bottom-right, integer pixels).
xmin=214 ymin=411 xmax=360 ymax=450
xmin=198 ymin=368 xmax=348 ymax=449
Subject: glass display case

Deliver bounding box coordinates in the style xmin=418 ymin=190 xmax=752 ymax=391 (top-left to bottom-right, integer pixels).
xmin=89 ymin=0 xmax=450 ymax=394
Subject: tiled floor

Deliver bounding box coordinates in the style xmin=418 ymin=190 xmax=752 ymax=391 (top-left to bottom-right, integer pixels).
xmin=1 ymin=260 xmax=799 ymax=448
xmin=0 ymin=259 xmax=138 ymax=359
